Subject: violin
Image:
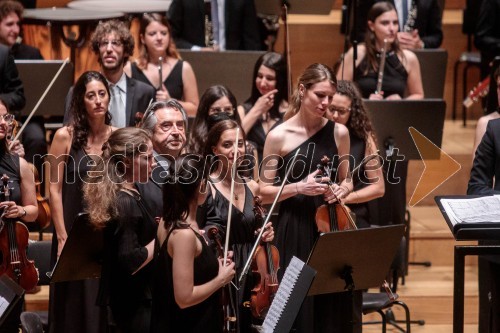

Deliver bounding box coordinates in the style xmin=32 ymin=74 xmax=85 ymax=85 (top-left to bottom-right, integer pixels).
xmin=247 ymin=196 xmax=280 ymax=320
xmin=204 ymin=224 xmax=237 ymax=332
xmin=315 ymin=156 xmax=357 ymax=233
xmin=0 ymin=174 xmax=39 ymax=290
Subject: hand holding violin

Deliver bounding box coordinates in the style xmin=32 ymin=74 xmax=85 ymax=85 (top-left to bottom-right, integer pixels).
xmin=217 ymin=258 xmax=235 ymax=287
xmin=323 ymin=183 xmax=352 ymax=204
xmin=296 ymin=169 xmax=329 ymax=196
xmin=255 ymin=222 xmax=274 ymax=243
xmin=0 ymin=201 xmax=26 ymax=219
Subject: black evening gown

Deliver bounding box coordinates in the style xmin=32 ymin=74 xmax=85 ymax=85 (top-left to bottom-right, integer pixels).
xmin=275 ymin=121 xmax=355 ymax=333
xmin=354 ymin=51 xmax=408 ymax=98
xmin=202 ymin=181 xmax=257 ymax=333
xmin=130 ymin=61 xmax=184 ymax=99
xmin=98 ymin=190 xmax=157 ymax=333
xmin=151 ymin=227 xmax=223 ymax=333
xmin=49 ymin=147 xmax=106 ymax=333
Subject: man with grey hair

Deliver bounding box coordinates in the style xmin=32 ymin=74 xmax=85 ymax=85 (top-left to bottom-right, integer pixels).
xmin=136 ymin=99 xmax=188 ymax=218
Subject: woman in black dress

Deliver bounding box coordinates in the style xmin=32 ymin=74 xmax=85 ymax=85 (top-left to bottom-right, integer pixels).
xmin=48 ymin=71 xmax=115 ymax=333
xmin=238 ymin=52 xmax=288 ymax=162
xmin=202 ymin=119 xmax=274 ymax=332
xmin=0 ymin=99 xmax=38 ymax=333
xmin=337 ymin=1 xmax=423 ymax=100
xmin=151 ymin=154 xmax=235 ymax=333
xmin=325 ymin=80 xmax=385 ymax=228
xmin=84 ymin=127 xmax=157 ymax=332
xmin=124 ymin=13 xmax=199 ymax=116
xmin=260 ymin=63 xmax=352 ymax=333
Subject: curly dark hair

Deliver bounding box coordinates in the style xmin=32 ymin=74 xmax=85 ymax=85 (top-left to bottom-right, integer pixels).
xmin=335 ymin=80 xmax=377 ymax=150
xmin=0 ymin=1 xmax=23 ymax=21
xmin=69 ymin=71 xmax=111 ymax=150
xmin=245 ymin=52 xmax=288 ymax=119
xmin=90 ymin=19 xmax=135 ymax=64
xmin=186 ymin=85 xmax=241 ymax=154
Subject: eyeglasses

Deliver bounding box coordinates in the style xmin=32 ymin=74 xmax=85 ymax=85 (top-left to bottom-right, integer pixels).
xmin=98 ymin=39 xmax=123 ymax=49
xmin=0 ymin=114 xmax=15 ymax=125
xmin=329 ymin=107 xmax=351 ymax=116
xmin=208 ymin=107 xmax=235 ymax=116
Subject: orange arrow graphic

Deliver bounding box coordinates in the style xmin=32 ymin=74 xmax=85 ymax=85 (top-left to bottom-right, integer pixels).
xmin=408 ymin=127 xmax=461 ymax=206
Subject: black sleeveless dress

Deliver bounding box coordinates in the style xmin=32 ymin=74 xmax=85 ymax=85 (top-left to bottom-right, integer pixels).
xmin=354 ymin=51 xmax=408 ymax=98
xmin=130 ymin=60 xmax=184 ymax=100
xmin=275 ymin=121 xmax=355 ymax=333
xmin=202 ymin=181 xmax=257 ymax=333
xmin=49 ymin=146 xmax=106 ymax=333
xmin=151 ymin=227 xmax=222 ymax=333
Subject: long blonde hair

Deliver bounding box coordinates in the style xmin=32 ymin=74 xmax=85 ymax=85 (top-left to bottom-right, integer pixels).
xmin=284 ymin=63 xmax=337 ymax=121
xmin=83 ymin=128 xmax=151 ymax=229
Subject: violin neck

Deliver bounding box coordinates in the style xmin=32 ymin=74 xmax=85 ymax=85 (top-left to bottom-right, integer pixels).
xmin=265 ymin=243 xmax=275 ymax=274
xmin=328 ymin=204 xmax=338 ymax=231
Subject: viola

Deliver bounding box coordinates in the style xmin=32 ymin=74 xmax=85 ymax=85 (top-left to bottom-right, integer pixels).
xmin=247 ymin=196 xmax=280 ymax=320
xmin=203 ymin=225 xmax=237 ymax=332
xmin=314 ymin=156 xmax=357 ymax=233
xmin=0 ymin=174 xmax=39 ymax=290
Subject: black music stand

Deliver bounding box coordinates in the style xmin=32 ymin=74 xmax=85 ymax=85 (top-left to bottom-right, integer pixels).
xmin=15 ymin=60 xmax=74 ymax=118
xmin=0 ymin=275 xmax=24 ymax=328
xmin=255 ymin=0 xmax=333 ymax=15
xmin=50 ymin=213 xmax=103 ymax=283
xmin=307 ymin=225 xmax=404 ymax=296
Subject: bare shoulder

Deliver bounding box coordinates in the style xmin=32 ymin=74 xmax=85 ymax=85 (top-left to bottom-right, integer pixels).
xmin=52 ymin=126 xmax=72 ymax=145
xmin=245 ymin=179 xmax=259 ymax=196
xmin=334 ymin=122 xmax=349 ymax=137
xmin=402 ymin=49 xmax=419 ymax=65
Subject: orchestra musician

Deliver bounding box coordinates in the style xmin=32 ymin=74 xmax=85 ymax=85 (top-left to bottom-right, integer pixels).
xmin=64 ymin=19 xmax=156 ymax=128
xmin=201 ymin=119 xmax=274 ymax=332
xmin=47 ymin=71 xmax=115 ymax=333
xmin=124 ymin=13 xmax=199 ymax=117
xmin=136 ymin=99 xmax=189 ymax=219
xmin=238 ymin=52 xmax=288 ymax=163
xmin=338 ymin=1 xmax=424 ymax=100
xmin=151 ymin=153 xmax=235 ymax=333
xmin=0 ymin=98 xmax=37 ymax=333
xmin=260 ymin=63 xmax=353 ymax=332
xmin=468 ymin=65 xmax=500 ymax=333
xmin=83 ymin=128 xmax=157 ymax=332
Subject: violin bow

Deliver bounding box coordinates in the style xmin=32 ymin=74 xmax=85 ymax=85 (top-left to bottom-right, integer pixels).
xmin=239 ymin=148 xmax=300 ymax=284
xmin=223 ymin=127 xmax=240 ymax=266
xmin=9 ymin=58 xmax=69 ymax=150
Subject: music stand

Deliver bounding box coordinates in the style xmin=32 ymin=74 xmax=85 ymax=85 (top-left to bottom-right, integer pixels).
xmin=0 ymin=275 xmax=24 ymax=327
xmin=255 ymin=0 xmax=333 ymax=15
xmin=364 ymin=99 xmax=446 ymax=160
xmin=50 ymin=213 xmax=103 ymax=283
xmin=307 ymin=225 xmax=404 ymax=296
xmin=15 ymin=60 xmax=74 ymax=118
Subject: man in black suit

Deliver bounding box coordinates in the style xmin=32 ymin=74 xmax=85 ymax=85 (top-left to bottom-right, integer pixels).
xmin=0 ymin=44 xmax=24 ymax=111
xmin=475 ymin=0 xmax=500 ymax=85
xmin=353 ymin=0 xmax=443 ymax=49
xmin=468 ymin=67 xmax=500 ymax=333
xmin=0 ymin=0 xmax=43 ymax=59
xmin=137 ymin=100 xmax=188 ymax=219
xmin=64 ymin=20 xmax=156 ymax=127
xmin=167 ymin=0 xmax=262 ymax=51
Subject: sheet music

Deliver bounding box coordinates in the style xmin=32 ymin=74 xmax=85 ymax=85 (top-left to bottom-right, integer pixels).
xmin=0 ymin=296 xmax=9 ymax=317
xmin=263 ymin=256 xmax=304 ymax=332
xmin=441 ymin=195 xmax=500 ymax=224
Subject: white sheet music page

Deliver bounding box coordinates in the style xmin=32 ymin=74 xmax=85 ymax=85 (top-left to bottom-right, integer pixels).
xmin=262 ymin=256 xmax=304 ymax=332
xmin=441 ymin=195 xmax=500 ymax=224
xmin=0 ymin=296 xmax=9 ymax=317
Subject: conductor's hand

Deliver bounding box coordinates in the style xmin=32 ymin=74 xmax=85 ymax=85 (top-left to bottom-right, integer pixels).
xmin=295 ymin=169 xmax=329 ymax=196
xmin=217 ymin=259 xmax=235 ymax=287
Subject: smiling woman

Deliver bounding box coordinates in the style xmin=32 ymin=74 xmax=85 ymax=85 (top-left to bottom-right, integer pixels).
xmin=47 ymin=71 xmax=116 ymax=333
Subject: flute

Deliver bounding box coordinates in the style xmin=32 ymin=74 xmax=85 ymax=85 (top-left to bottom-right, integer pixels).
xmin=158 ymin=56 xmax=163 ymax=91
xmin=375 ymin=39 xmax=387 ymax=95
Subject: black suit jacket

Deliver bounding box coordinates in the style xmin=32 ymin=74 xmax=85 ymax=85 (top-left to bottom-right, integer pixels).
xmin=63 ymin=75 xmax=155 ymax=126
xmin=354 ymin=0 xmax=443 ymax=48
xmin=468 ymin=118 xmax=500 ymax=196
xmin=11 ymin=43 xmax=43 ymax=60
xmin=168 ymin=0 xmax=262 ymax=50
xmin=0 ymin=44 xmax=25 ymax=112
xmin=474 ymin=0 xmax=500 ymax=72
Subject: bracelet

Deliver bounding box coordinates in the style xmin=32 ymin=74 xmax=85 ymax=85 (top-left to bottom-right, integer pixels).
xmin=19 ymin=207 xmax=27 ymax=219
xmin=295 ymin=182 xmax=299 ymax=195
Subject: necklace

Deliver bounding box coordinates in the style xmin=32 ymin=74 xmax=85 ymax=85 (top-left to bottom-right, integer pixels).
xmin=234 ymin=192 xmax=239 ymax=201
